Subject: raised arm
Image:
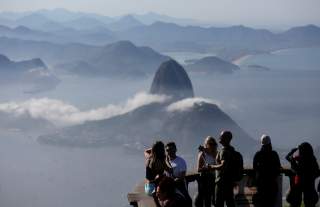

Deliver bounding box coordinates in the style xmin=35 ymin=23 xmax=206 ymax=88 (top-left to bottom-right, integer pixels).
xmin=144 ymin=148 xmax=152 ymax=159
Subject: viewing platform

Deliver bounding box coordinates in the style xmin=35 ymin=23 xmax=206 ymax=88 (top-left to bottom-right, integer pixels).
xmin=127 ymin=168 xmax=294 ymax=207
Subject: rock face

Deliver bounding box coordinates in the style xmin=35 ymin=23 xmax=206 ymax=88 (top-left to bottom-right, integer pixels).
xmin=150 ymin=59 xmax=194 ymax=100
xmin=186 ymin=56 xmax=240 ymax=74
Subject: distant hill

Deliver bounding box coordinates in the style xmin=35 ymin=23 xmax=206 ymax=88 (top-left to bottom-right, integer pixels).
xmin=117 ymin=23 xmax=320 ymax=56
xmin=280 ymin=24 xmax=320 ymax=47
xmin=0 ymin=24 xmax=116 ymax=45
xmin=0 ymin=54 xmax=47 ymax=71
xmin=34 ymin=8 xmax=114 ymax=24
xmin=133 ymin=12 xmax=204 ymax=26
xmin=107 ymin=15 xmax=144 ymax=31
xmin=15 ymin=13 xmax=68 ymax=32
xmin=38 ymin=101 xmax=256 ymax=155
xmin=0 ymin=54 xmax=59 ymax=92
xmin=117 ymin=22 xmax=279 ymax=51
xmin=186 ymin=56 xmax=240 ymax=74
xmin=38 ymin=60 xmax=257 ymax=155
xmin=0 ymin=37 xmax=94 ymax=64
xmin=0 ymin=25 xmax=60 ymax=42
xmin=83 ymin=40 xmax=170 ymax=76
xmin=0 ymin=38 xmax=169 ymax=77
xmin=61 ymin=17 xmax=109 ymax=30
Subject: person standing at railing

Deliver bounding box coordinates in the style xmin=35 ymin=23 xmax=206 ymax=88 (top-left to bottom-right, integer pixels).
xmin=144 ymin=141 xmax=172 ymax=195
xmin=209 ymin=131 xmax=239 ymax=207
xmin=253 ymin=134 xmax=281 ymax=207
xmin=286 ymin=142 xmax=320 ymax=207
xmin=165 ymin=142 xmax=192 ymax=206
xmin=165 ymin=142 xmax=187 ymax=179
xmin=195 ymin=136 xmax=218 ymax=207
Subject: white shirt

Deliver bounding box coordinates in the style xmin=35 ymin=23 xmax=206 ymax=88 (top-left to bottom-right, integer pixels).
xmin=168 ymin=156 xmax=187 ymax=178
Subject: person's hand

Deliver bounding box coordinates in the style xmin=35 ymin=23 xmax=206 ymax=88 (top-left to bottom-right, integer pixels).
xmin=208 ymin=165 xmax=215 ymax=170
xmin=201 ymin=164 xmax=210 ymax=172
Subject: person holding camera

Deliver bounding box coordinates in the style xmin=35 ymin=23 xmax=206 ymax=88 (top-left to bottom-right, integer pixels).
xmin=286 ymin=142 xmax=320 ymax=207
xmin=195 ymin=136 xmax=218 ymax=207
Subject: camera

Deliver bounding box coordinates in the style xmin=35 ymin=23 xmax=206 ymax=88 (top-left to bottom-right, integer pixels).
xmin=198 ymin=145 xmax=205 ymax=152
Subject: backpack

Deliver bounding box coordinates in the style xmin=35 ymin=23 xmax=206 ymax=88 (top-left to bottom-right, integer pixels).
xmin=230 ymin=149 xmax=244 ymax=182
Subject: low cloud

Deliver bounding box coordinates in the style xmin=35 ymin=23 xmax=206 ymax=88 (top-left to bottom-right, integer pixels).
xmin=166 ymin=97 xmax=221 ymax=112
xmin=0 ymin=92 xmax=169 ymax=127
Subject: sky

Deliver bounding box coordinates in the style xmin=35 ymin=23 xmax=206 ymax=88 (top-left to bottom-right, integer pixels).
xmin=0 ymin=0 xmax=320 ymax=28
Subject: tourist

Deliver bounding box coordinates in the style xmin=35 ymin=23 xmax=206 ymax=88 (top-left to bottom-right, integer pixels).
xmin=253 ymin=134 xmax=281 ymax=207
xmin=153 ymin=176 xmax=189 ymax=207
xmin=165 ymin=142 xmax=192 ymax=205
xmin=210 ymin=131 xmax=238 ymax=207
xmin=195 ymin=136 xmax=218 ymax=207
xmin=145 ymin=141 xmax=172 ymax=195
xmin=286 ymin=142 xmax=320 ymax=207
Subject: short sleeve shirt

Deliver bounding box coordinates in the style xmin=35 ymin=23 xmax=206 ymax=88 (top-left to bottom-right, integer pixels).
xmin=216 ymin=146 xmax=233 ymax=182
xmin=168 ymin=156 xmax=187 ymax=178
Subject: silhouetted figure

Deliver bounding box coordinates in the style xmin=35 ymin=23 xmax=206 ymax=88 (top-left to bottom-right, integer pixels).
xmin=165 ymin=142 xmax=192 ymax=206
xmin=253 ymin=134 xmax=281 ymax=207
xmin=153 ymin=176 xmax=189 ymax=207
xmin=195 ymin=136 xmax=218 ymax=207
xmin=145 ymin=141 xmax=171 ymax=195
xmin=286 ymin=142 xmax=320 ymax=207
xmin=210 ymin=131 xmax=237 ymax=207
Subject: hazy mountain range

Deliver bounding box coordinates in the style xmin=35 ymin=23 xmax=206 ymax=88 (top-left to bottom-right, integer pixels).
xmin=0 ymin=8 xmax=204 ymax=27
xmin=38 ymin=60 xmax=257 ymax=155
xmin=0 ymin=38 xmax=169 ymax=77
xmin=1 ymin=9 xmax=320 ymax=57
xmin=0 ymin=9 xmax=319 ymax=81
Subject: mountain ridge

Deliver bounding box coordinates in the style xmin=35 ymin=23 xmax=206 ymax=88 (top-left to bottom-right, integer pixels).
xmin=38 ymin=60 xmax=257 ymax=155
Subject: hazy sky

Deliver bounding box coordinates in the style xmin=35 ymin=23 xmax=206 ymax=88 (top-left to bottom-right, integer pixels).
xmin=1 ymin=0 xmax=320 ymax=28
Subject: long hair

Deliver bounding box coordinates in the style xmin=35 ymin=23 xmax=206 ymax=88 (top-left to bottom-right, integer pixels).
xmin=299 ymin=142 xmax=314 ymax=159
xmin=149 ymin=141 xmax=166 ymax=172
xmin=204 ymin=136 xmax=217 ymax=148
xmin=298 ymin=142 xmax=319 ymax=177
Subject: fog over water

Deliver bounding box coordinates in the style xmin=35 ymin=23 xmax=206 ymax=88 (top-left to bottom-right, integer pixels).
xmin=0 ymin=47 xmax=320 ymax=206
xmin=0 ymin=133 xmax=145 ymax=207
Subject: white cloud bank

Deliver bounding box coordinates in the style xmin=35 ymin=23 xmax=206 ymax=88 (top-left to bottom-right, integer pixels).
xmin=166 ymin=97 xmax=221 ymax=112
xmin=0 ymin=92 xmax=169 ymax=127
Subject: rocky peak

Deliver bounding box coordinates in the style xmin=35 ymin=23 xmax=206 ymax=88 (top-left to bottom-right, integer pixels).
xmin=150 ymin=59 xmax=194 ymax=100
